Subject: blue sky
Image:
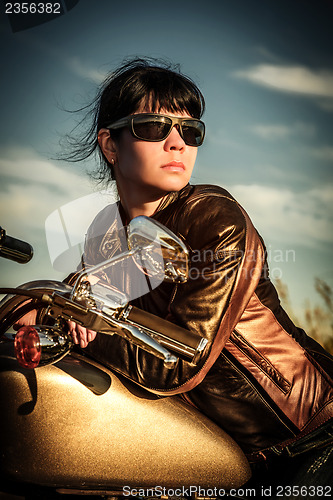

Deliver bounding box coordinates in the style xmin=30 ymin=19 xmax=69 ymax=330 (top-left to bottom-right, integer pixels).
xmin=0 ymin=0 xmax=332 ymax=326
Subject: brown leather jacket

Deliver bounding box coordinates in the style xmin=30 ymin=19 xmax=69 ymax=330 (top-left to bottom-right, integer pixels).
xmin=80 ymin=184 xmax=333 ymax=456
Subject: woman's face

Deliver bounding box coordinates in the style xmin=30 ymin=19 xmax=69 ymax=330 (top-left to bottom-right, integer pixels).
xmin=105 ymin=110 xmax=198 ymax=201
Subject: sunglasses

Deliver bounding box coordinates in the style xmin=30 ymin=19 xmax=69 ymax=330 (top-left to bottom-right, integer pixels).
xmin=106 ymin=113 xmax=205 ymax=147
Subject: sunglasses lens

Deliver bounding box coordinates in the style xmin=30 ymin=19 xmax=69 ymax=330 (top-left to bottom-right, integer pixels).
xmin=182 ymin=121 xmax=205 ymax=146
xmin=133 ymin=116 xmax=172 ymax=141
xmin=131 ymin=115 xmax=205 ymax=146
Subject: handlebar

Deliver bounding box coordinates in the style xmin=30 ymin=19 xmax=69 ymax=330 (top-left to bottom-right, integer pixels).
xmin=44 ymin=291 xmax=208 ymax=366
xmin=0 ymin=285 xmax=208 ymax=368
xmin=121 ymin=305 xmax=208 ymax=364
xmin=0 ymin=227 xmax=33 ymax=264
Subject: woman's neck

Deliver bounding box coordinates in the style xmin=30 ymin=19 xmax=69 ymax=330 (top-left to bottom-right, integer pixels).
xmin=123 ymin=198 xmax=165 ymax=220
xmin=117 ymin=183 xmax=167 ymax=221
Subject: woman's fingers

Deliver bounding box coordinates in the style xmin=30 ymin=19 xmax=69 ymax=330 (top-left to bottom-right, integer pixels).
xmin=68 ymin=320 xmax=79 ymax=344
xmin=13 ymin=309 xmax=38 ymax=330
xmin=13 ymin=315 xmax=96 ymax=349
xmin=87 ymin=329 xmax=97 ymax=343
xmin=67 ymin=321 xmax=96 ymax=348
xmin=77 ymin=324 xmax=89 ymax=348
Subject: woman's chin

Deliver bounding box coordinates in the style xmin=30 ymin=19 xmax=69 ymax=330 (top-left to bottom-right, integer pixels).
xmin=157 ymin=176 xmax=190 ymax=193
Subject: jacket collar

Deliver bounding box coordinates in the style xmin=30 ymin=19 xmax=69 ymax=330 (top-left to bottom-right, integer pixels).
xmin=152 ymin=184 xmax=192 ymax=217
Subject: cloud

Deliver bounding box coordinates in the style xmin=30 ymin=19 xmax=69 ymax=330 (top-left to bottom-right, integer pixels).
xmin=0 ymin=147 xmax=113 ymax=234
xmin=7 ymin=27 xmax=107 ymax=85
xmin=0 ymin=147 xmax=117 ymax=286
xmin=1 ymin=147 xmax=87 ymax=190
xmin=253 ymin=46 xmax=282 ymax=63
xmin=226 ymin=184 xmax=333 ymax=248
xmin=250 ymin=124 xmax=291 ymax=140
xmin=65 ymin=57 xmax=107 ymax=83
xmin=232 ymin=65 xmax=333 ymax=98
xmin=310 ymin=147 xmax=333 ymax=162
xmin=249 ymin=122 xmax=316 ymax=140
xmin=318 ymin=99 xmax=333 ymax=112
xmin=205 ymin=127 xmax=242 ymax=148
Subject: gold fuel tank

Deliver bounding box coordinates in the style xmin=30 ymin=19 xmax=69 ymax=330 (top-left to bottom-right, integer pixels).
xmin=0 ymin=344 xmax=251 ymax=494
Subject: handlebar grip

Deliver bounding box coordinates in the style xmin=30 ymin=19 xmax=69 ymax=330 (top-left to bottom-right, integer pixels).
xmin=0 ymin=227 xmax=33 ymax=263
xmin=124 ymin=305 xmax=208 ymax=363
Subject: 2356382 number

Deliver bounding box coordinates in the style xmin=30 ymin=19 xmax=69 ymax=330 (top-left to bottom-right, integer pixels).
xmin=276 ymin=485 xmax=332 ymax=497
xmin=5 ymin=3 xmax=61 ymax=14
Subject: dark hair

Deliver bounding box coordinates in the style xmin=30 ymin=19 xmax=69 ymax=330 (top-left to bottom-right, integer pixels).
xmin=63 ymin=57 xmax=205 ymax=184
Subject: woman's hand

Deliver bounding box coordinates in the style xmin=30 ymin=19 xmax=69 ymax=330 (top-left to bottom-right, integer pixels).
xmin=13 ymin=305 xmax=96 ymax=348
xmin=67 ymin=321 xmax=97 ymax=348
xmin=13 ymin=305 xmax=37 ymax=330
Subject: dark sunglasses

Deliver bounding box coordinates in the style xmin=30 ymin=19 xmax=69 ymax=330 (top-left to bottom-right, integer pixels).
xmin=106 ymin=113 xmax=205 ymax=147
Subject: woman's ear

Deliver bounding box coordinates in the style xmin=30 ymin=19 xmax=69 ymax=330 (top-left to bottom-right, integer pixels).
xmin=97 ymin=128 xmax=117 ymax=164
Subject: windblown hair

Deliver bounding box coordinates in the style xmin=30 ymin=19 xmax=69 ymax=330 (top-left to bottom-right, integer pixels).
xmin=62 ymin=57 xmax=205 ymax=183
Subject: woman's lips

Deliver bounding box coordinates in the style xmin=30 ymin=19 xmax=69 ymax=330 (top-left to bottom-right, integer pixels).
xmin=161 ymin=161 xmax=185 ymax=171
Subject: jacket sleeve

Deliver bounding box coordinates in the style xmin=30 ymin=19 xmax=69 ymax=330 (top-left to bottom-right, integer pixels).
xmin=84 ymin=192 xmax=265 ymax=394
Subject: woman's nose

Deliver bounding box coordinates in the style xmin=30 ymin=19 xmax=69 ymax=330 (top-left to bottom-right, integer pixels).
xmin=164 ymin=125 xmax=186 ymax=151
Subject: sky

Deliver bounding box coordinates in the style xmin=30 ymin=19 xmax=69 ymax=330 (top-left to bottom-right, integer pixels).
xmin=0 ymin=0 xmax=332 ymax=326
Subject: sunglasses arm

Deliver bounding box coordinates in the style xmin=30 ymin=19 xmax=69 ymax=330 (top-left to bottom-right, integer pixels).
xmin=106 ymin=117 xmax=130 ymax=130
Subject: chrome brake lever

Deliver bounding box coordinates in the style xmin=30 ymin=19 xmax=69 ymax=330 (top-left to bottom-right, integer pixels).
xmin=109 ymin=319 xmax=178 ymax=369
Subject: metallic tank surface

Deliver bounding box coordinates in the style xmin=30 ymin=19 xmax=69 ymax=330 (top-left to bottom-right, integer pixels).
xmin=0 ymin=344 xmax=251 ymax=495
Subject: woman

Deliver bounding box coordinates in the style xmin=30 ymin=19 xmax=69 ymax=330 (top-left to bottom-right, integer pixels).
xmin=49 ymin=58 xmax=333 ymax=495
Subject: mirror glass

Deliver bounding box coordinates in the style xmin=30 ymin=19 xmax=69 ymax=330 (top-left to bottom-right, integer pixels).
xmin=127 ymin=216 xmax=189 ymax=283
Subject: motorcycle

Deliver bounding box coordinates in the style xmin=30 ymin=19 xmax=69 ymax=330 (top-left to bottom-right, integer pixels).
xmin=0 ymin=218 xmax=251 ymax=500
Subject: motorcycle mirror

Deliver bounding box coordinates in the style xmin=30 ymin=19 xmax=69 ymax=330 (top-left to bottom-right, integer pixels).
xmin=70 ymin=217 xmax=189 ymax=314
xmin=127 ymin=216 xmax=189 ymax=283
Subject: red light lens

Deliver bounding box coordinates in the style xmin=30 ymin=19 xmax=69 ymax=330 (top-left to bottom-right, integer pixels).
xmin=14 ymin=326 xmax=41 ymax=369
